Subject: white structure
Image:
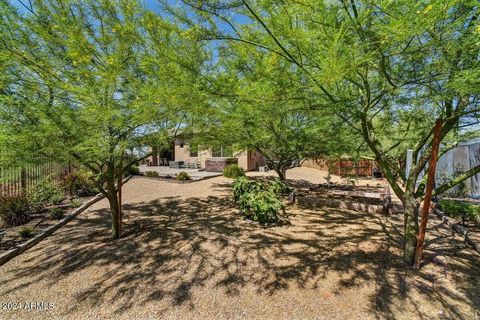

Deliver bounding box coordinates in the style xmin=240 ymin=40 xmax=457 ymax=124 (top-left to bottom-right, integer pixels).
xmin=434 ymin=138 xmax=480 ymax=196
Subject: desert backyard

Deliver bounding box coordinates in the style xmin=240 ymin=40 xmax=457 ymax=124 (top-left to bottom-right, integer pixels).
xmin=0 ymin=168 xmax=478 ymax=320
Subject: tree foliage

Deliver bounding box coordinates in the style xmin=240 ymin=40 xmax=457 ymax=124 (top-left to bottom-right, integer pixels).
xmin=175 ymin=0 xmax=480 ymax=265
xmin=0 ymin=0 xmax=207 ymax=238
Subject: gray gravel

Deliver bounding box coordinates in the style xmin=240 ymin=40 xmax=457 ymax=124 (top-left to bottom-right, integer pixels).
xmin=0 ymin=168 xmax=478 ymax=320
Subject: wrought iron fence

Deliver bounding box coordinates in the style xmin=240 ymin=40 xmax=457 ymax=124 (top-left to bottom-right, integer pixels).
xmin=0 ymin=162 xmax=68 ymax=196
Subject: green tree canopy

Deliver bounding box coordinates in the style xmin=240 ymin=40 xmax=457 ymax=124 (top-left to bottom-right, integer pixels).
xmin=174 ymin=0 xmax=480 ymax=265
xmin=0 ymin=0 xmax=207 ymax=238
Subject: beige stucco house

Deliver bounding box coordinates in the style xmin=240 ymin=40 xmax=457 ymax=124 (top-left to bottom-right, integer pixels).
xmin=147 ymin=139 xmax=266 ymax=172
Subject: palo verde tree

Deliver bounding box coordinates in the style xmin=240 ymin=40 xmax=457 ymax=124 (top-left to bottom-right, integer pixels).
xmin=199 ymin=41 xmax=359 ymax=181
xmin=0 ymin=0 xmax=207 ymax=238
xmin=177 ymin=0 xmax=480 ymax=265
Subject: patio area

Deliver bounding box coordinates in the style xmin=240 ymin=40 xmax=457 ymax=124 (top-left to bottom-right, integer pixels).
xmin=138 ymin=165 xmax=222 ymax=181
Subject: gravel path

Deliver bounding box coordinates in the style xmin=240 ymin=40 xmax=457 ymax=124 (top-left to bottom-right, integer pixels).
xmin=0 ymin=168 xmax=478 ymax=319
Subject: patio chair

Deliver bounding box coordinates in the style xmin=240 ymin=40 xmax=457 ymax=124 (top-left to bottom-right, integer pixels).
xmin=191 ymin=159 xmax=200 ymax=169
xmin=169 ymin=161 xmax=185 ymax=169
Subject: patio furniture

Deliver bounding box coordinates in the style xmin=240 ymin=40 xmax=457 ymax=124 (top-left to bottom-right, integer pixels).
xmin=194 ymin=160 xmax=201 ymax=169
xmin=186 ymin=159 xmax=201 ymax=169
xmin=169 ymin=161 xmax=185 ymax=169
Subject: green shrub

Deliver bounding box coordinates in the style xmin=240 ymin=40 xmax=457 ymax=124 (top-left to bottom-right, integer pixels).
xmin=60 ymin=170 xmax=97 ymax=197
xmin=30 ymin=179 xmax=65 ymax=206
xmin=223 ymin=164 xmax=245 ymax=179
xmin=70 ymin=198 xmax=82 ymax=208
xmin=269 ymin=179 xmax=290 ymax=195
xmin=17 ymin=226 xmax=35 ymax=238
xmin=124 ymin=165 xmax=140 ymax=176
xmin=145 ymin=171 xmax=159 ymax=177
xmin=50 ymin=193 xmax=64 ymax=205
xmin=176 ymin=171 xmax=191 ymax=181
xmin=233 ymin=177 xmax=262 ymax=202
xmin=233 ymin=177 xmax=283 ymax=224
xmin=0 ymin=194 xmax=31 ymax=227
xmin=49 ymin=207 xmax=65 ymax=220
xmin=439 ymin=199 xmax=480 ymax=226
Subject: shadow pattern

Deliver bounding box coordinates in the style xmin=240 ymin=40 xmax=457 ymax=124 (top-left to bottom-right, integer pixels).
xmin=0 ymin=185 xmax=478 ymax=319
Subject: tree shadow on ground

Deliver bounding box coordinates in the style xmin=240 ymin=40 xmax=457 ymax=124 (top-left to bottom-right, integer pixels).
xmin=0 ymin=188 xmax=478 ymax=319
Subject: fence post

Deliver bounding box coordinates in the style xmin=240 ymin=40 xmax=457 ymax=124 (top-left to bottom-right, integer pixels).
xmin=21 ymin=168 xmax=27 ymax=194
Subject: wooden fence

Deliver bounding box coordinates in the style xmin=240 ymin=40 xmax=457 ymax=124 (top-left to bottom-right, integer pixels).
xmin=302 ymin=158 xmax=380 ymax=177
xmin=0 ymin=163 xmax=68 ymax=197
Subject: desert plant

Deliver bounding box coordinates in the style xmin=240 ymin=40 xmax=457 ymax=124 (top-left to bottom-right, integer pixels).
xmin=0 ymin=194 xmax=31 ymax=227
xmin=439 ymin=199 xmax=480 ymax=226
xmin=50 ymin=193 xmax=64 ymax=205
xmin=49 ymin=207 xmax=65 ymax=220
xmin=124 ymin=165 xmax=140 ymax=177
xmin=233 ymin=177 xmax=262 ymax=202
xmin=30 ymin=179 xmax=65 ymax=207
xmin=17 ymin=226 xmax=35 ymax=238
xmin=269 ymin=179 xmax=290 ymax=195
xmin=70 ymin=198 xmax=82 ymax=208
xmin=145 ymin=171 xmax=159 ymax=177
xmin=60 ymin=170 xmax=97 ymax=197
xmin=223 ymin=164 xmax=245 ymax=179
xmin=233 ymin=177 xmax=283 ymax=223
xmin=176 ymin=171 xmax=191 ymax=181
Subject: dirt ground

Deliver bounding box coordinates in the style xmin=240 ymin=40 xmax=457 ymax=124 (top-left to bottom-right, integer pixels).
xmin=0 ymin=167 xmax=478 ymax=319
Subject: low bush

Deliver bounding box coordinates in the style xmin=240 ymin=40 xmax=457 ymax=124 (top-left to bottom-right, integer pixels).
xmin=70 ymin=198 xmax=82 ymax=208
xmin=50 ymin=193 xmax=64 ymax=205
xmin=145 ymin=171 xmax=159 ymax=177
xmin=0 ymin=193 xmax=31 ymax=227
xmin=176 ymin=171 xmax=191 ymax=181
xmin=60 ymin=170 xmax=97 ymax=197
xmin=223 ymin=164 xmax=245 ymax=179
xmin=17 ymin=226 xmax=35 ymax=238
xmin=233 ymin=177 xmax=284 ymax=224
xmin=269 ymin=179 xmax=290 ymax=195
xmin=439 ymin=199 xmax=480 ymax=226
xmin=49 ymin=207 xmax=65 ymax=220
xmin=30 ymin=179 xmax=65 ymax=207
xmin=124 ymin=165 xmax=140 ymax=176
xmin=233 ymin=177 xmax=262 ymax=202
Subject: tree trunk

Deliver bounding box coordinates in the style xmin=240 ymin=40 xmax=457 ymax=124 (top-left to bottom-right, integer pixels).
xmin=106 ymin=167 xmax=121 ymax=240
xmin=403 ymin=194 xmax=420 ymax=265
xmin=275 ymin=166 xmax=287 ymax=181
xmin=108 ymin=192 xmax=121 ymax=239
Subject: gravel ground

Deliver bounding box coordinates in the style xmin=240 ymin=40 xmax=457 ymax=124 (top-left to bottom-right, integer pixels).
xmin=0 ymin=168 xmax=478 ymax=320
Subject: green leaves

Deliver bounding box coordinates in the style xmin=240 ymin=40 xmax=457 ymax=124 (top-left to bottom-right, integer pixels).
xmin=0 ymin=0 xmax=206 ymax=167
xmin=232 ymin=177 xmax=284 ymax=224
